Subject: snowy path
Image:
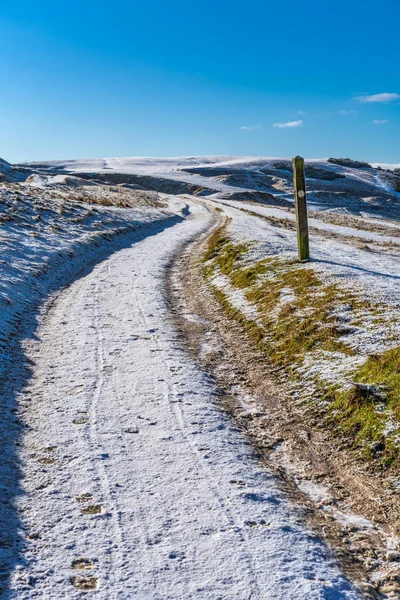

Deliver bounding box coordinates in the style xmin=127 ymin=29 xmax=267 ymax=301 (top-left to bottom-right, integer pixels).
xmin=10 ymin=202 xmax=360 ymax=599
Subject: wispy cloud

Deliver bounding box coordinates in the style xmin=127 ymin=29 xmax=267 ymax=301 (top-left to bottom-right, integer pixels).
xmin=372 ymin=119 xmax=388 ymax=125
xmin=273 ymin=120 xmax=303 ymax=129
xmin=338 ymin=110 xmax=356 ymax=115
xmin=240 ymin=123 xmax=262 ymax=131
xmin=355 ymin=92 xmax=399 ymax=103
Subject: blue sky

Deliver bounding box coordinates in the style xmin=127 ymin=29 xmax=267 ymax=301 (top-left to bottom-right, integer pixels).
xmin=1 ymin=0 xmax=399 ymax=163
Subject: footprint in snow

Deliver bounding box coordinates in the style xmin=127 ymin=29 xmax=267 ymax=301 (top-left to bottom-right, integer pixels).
xmin=242 ymin=492 xmax=279 ymax=504
xmin=245 ymin=520 xmax=270 ymax=528
xmin=43 ymin=446 xmax=57 ymax=453
xmin=37 ymin=456 xmax=56 ymax=465
xmin=70 ymin=576 xmax=98 ymax=591
xmin=109 ymin=349 xmax=122 ymax=356
xmin=81 ymin=504 xmax=103 ymax=516
xmin=71 ymin=558 xmax=96 ymax=571
xmin=169 ymin=551 xmax=186 ymax=561
xmin=67 ymin=385 xmax=84 ymax=396
xmin=101 ymin=366 xmax=114 ymax=375
xmin=73 ymin=413 xmax=89 ymax=425
xmin=75 ymin=493 xmax=94 ymax=504
xmin=137 ymin=416 xmax=158 ymax=426
xmin=125 ymin=427 xmax=140 ymax=434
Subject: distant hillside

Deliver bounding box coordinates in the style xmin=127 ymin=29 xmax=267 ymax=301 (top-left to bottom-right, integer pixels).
xmin=0 ymin=157 xmax=33 ymax=182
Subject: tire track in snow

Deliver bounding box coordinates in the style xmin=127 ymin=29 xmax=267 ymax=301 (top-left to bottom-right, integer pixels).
xmin=130 ymin=244 xmax=261 ymax=598
xmin=89 ymin=270 xmax=126 ymax=591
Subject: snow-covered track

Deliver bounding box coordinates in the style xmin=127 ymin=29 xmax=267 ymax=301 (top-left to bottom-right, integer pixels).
xmin=6 ymin=201 xmax=360 ymax=599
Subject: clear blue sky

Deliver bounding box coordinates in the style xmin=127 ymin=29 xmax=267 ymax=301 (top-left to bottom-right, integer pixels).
xmin=1 ymin=0 xmax=399 ymax=163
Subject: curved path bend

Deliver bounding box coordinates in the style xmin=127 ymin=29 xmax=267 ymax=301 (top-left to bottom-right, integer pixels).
xmin=10 ymin=202 xmax=360 ymax=599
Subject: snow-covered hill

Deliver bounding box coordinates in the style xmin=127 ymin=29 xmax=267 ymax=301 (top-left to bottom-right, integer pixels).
xmin=20 ymin=155 xmax=400 ymax=221
xmin=0 ymin=157 xmax=34 ymax=182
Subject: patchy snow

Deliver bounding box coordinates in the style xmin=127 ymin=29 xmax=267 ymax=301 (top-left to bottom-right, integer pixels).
xmin=270 ymin=443 xmax=382 ymax=540
xmin=213 ymin=197 xmax=400 ymax=244
xmin=26 ymin=154 xmax=396 ymax=399
xmin=297 ymin=481 xmax=377 ymax=533
xmin=203 ymin=199 xmax=400 ymax=342
xmin=297 ymin=351 xmax=366 ymax=389
xmin=198 ymin=194 xmax=400 ymax=453
xmin=208 ymin=271 xmax=259 ymax=321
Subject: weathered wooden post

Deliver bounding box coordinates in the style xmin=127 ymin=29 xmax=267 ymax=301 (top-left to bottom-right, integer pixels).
xmin=292 ymin=155 xmax=310 ymax=261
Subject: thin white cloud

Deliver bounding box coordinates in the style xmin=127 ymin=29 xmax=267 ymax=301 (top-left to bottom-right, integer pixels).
xmin=356 ymin=93 xmax=399 ymax=103
xmin=372 ymin=119 xmax=388 ymax=124
xmin=273 ymin=120 xmax=303 ymax=129
xmin=338 ymin=110 xmax=356 ymax=115
xmin=240 ymin=123 xmax=262 ymax=131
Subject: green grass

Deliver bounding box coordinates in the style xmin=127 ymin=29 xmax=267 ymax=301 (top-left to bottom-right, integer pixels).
xmin=202 ymin=226 xmax=400 ymax=468
xmin=328 ymin=349 xmax=400 ymax=466
xmin=203 ymin=228 xmax=364 ymax=367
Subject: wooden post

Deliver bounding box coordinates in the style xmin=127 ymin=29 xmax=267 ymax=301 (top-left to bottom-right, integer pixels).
xmin=292 ymin=155 xmax=310 ymax=261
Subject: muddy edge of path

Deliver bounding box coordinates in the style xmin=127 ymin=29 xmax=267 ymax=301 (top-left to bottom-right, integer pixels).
xmin=166 ymin=200 xmax=400 ymax=600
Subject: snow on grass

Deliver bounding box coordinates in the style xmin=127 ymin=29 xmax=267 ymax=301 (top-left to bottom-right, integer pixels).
xmin=214 ymin=197 xmax=400 ymax=245
xmin=208 ymin=271 xmax=259 ymax=321
xmin=201 ymin=210 xmax=400 ymax=466
xmin=209 ymin=200 xmax=400 ymax=333
xmin=0 ymin=181 xmax=183 ymax=389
